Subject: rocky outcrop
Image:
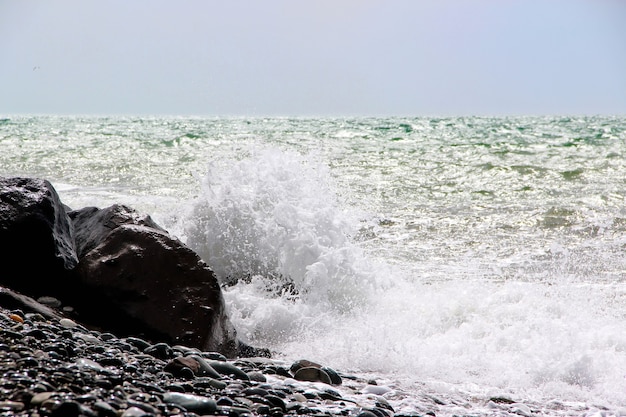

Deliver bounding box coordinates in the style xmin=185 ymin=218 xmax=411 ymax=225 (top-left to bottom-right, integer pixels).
xmin=70 ymin=204 xmax=167 ymax=258
xmin=0 ymin=176 xmax=254 ymax=358
xmin=0 ymin=177 xmax=77 ymax=297
xmin=69 ymin=204 xmax=238 ymax=356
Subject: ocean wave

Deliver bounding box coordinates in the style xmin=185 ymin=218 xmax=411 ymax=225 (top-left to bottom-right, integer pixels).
xmin=180 ymin=147 xmax=378 ymax=342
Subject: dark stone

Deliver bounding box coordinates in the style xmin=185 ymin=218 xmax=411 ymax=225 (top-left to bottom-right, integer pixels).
xmin=144 ymin=342 xmax=174 ymax=360
xmin=242 ymin=387 xmax=269 ymax=397
xmin=322 ymin=367 xmax=342 ymax=385
xmin=50 ymin=400 xmax=81 ymax=417
xmin=217 ymin=397 xmax=234 ymax=406
xmin=264 ymin=395 xmax=286 ymax=411
xmin=93 ymin=401 xmax=118 ymax=417
xmin=124 ymin=337 xmax=151 ymax=351
xmin=238 ymin=340 xmax=272 ymax=358
xmin=357 ymin=411 xmax=381 ymax=417
xmin=165 ymin=356 xmax=201 ymax=377
xmin=0 ymin=178 xmax=266 ymax=359
xmin=290 ymin=359 xmax=322 ymax=374
xmin=208 ymin=361 xmax=250 ymax=381
xmin=247 ymin=371 xmax=267 ymax=382
xmin=69 ymin=204 xmax=239 ymax=356
xmin=256 ymin=405 xmax=271 ymax=415
xmin=186 ymin=354 xmax=222 ymax=379
xmin=0 ymin=177 xmax=78 ymax=298
xmin=293 ymin=367 xmax=332 ymax=385
xmin=69 ymin=204 xmax=165 ymax=258
xmin=193 ymin=377 xmax=227 ymax=390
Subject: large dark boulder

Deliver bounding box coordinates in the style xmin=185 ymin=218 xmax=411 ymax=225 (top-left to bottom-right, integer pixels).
xmin=0 ymin=177 xmax=78 ymax=297
xmin=70 ymin=204 xmax=166 ymax=258
xmin=0 ymin=177 xmax=263 ymax=358
xmin=69 ymin=204 xmax=240 ymax=356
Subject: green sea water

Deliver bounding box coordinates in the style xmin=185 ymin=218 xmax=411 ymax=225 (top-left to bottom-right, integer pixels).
xmin=2 ymin=115 xmax=626 ymax=414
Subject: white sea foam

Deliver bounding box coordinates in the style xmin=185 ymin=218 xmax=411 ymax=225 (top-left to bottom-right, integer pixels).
xmin=180 ymin=147 xmax=379 ymax=341
xmin=178 ymin=145 xmax=626 ymax=409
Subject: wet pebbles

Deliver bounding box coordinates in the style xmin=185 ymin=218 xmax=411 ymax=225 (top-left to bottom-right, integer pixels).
xmin=2 ymin=307 xmax=612 ymax=417
xmin=0 ymin=307 xmax=404 ymax=417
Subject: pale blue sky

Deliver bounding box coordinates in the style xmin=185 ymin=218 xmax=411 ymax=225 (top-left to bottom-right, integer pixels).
xmin=1 ymin=0 xmax=625 ymax=116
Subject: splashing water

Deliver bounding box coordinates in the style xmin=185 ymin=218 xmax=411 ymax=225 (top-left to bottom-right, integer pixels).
xmin=181 ymin=147 xmax=378 ymax=344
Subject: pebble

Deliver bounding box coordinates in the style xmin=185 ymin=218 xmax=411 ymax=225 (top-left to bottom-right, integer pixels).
xmin=59 ymin=318 xmax=78 ymax=328
xmin=293 ymin=366 xmax=332 ymax=384
xmin=37 ymin=296 xmax=62 ymax=308
xmin=162 ymin=391 xmax=217 ymax=413
xmin=209 ymin=360 xmax=250 ymax=381
xmin=0 ymin=400 xmax=25 ymax=411
xmin=188 ymin=354 xmax=223 ymax=378
xmin=121 ymin=406 xmax=149 ymax=417
xmin=30 ymin=392 xmax=55 ymax=405
xmin=248 ymin=371 xmax=267 ymax=382
xmin=510 ymin=402 xmax=533 ymax=417
xmin=363 ymin=384 xmax=392 ymax=395
xmin=9 ymin=313 xmax=24 ymax=323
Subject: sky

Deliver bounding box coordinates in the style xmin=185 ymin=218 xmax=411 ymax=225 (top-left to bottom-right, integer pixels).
xmin=1 ymin=0 xmax=625 ymax=117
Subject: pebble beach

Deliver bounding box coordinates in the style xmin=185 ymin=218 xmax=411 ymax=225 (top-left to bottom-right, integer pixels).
xmin=0 ymin=305 xmax=403 ymax=417
xmin=1 ymin=305 xmax=622 ymax=417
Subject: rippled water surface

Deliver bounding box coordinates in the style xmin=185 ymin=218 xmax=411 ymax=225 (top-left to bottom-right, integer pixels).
xmin=2 ymin=115 xmax=626 ymax=413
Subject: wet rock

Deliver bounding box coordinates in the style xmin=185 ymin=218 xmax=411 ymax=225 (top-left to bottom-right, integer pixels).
xmin=50 ymin=400 xmax=81 ymax=417
xmin=290 ymin=359 xmax=322 ymax=374
xmin=0 ymin=287 xmax=66 ymax=323
xmin=187 ymin=354 xmax=222 ymax=378
xmin=93 ymin=401 xmax=117 ymax=417
xmin=209 ymin=360 xmax=250 ymax=381
xmin=193 ymin=377 xmax=227 ymax=390
xmin=125 ymin=337 xmax=151 ymax=351
xmin=221 ymin=405 xmax=254 ymax=417
xmin=322 ymin=367 xmax=342 ymax=385
xmin=358 ymin=410 xmax=382 ymax=417
xmin=70 ymin=204 xmax=239 ymax=356
xmin=59 ymin=318 xmax=79 ymax=328
xmin=0 ymin=177 xmax=78 ymax=298
xmin=164 ymin=356 xmax=201 ymax=377
xmin=144 ymin=342 xmax=174 ymax=360
xmin=37 ymin=296 xmax=62 ymax=308
xmin=248 ymin=371 xmax=267 ymax=382
xmin=363 ymin=384 xmax=392 ymax=395
xmin=120 ymin=406 xmax=148 ymax=417
xmin=265 ymin=394 xmax=287 ymax=411
xmin=0 ymin=400 xmax=25 ymax=411
xmin=162 ymin=391 xmax=217 ymax=414
xmin=288 ymin=359 xmax=342 ymax=386
xmin=293 ymin=367 xmax=332 ymax=385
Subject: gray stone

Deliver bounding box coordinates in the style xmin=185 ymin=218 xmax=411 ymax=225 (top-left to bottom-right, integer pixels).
xmin=209 ymin=360 xmax=250 ymax=381
xmin=293 ymin=366 xmax=332 ymax=385
xmin=290 ymin=359 xmax=322 ymax=374
xmin=162 ymin=392 xmax=217 ymax=414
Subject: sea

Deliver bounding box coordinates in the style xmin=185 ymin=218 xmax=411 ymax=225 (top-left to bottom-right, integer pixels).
xmin=1 ymin=115 xmax=626 ymax=415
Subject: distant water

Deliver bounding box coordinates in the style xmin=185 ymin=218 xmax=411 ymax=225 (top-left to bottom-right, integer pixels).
xmin=2 ymin=115 xmax=626 ymax=412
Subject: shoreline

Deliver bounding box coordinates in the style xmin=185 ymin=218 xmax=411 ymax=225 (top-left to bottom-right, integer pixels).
xmin=0 ymin=305 xmax=620 ymax=417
